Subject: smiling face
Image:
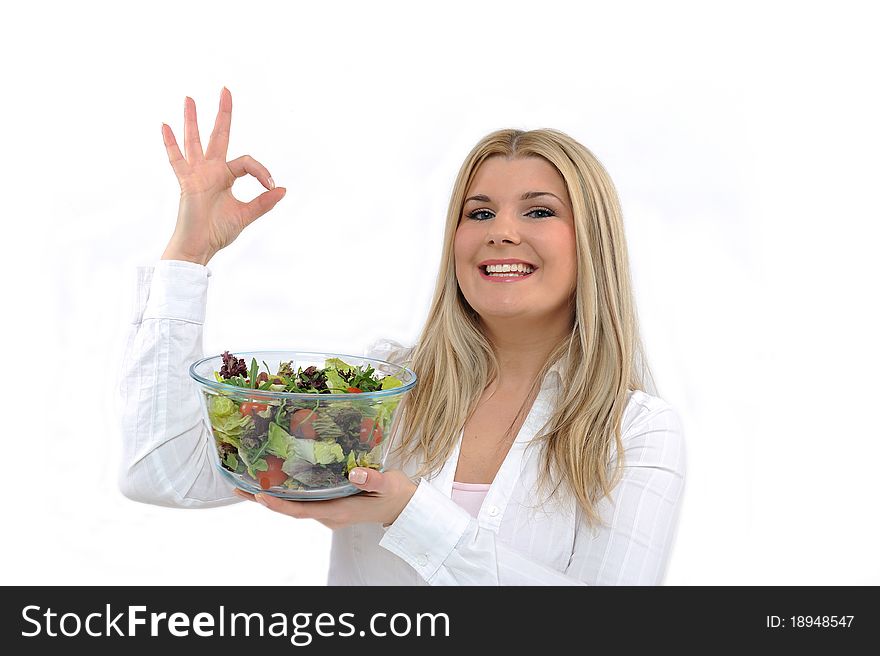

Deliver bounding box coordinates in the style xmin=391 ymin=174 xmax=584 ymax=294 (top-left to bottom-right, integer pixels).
xmin=454 ymin=155 xmax=578 ymax=327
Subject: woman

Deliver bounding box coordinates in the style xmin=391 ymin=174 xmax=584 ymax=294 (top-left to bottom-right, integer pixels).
xmin=119 ymin=87 xmax=686 ymax=585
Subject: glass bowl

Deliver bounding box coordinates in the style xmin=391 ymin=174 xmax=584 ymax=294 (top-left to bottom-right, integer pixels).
xmin=189 ymin=350 xmax=417 ymax=500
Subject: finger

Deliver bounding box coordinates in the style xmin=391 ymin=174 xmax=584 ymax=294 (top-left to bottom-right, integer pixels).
xmin=205 ymin=87 xmax=232 ymax=161
xmin=183 ymin=96 xmax=205 ymax=162
xmin=233 ymin=488 xmax=255 ymax=501
xmin=161 ymin=123 xmax=188 ymax=180
xmin=239 ymin=187 xmax=287 ymax=229
xmin=348 ymin=467 xmax=383 ymax=492
xmin=255 ymin=494 xmax=354 ymax=526
xmin=254 ymin=493 xmax=314 ymax=518
xmin=227 ymin=155 xmax=275 ymax=190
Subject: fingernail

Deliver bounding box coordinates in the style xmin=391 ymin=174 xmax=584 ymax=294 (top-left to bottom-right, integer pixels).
xmin=349 ymin=468 xmax=367 ymax=485
xmin=268 ymin=176 xmax=275 ymax=189
xmin=255 ymin=494 xmax=269 ymax=506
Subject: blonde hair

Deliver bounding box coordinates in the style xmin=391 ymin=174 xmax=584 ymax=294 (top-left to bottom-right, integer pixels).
xmin=388 ymin=128 xmax=656 ymax=528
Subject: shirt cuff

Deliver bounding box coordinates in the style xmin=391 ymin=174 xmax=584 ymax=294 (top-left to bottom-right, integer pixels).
xmin=141 ymin=260 xmax=212 ymax=324
xmin=378 ymin=478 xmax=472 ymax=581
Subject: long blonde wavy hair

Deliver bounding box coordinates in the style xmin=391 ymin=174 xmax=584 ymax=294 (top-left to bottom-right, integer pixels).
xmin=387 ymin=128 xmax=656 ymax=528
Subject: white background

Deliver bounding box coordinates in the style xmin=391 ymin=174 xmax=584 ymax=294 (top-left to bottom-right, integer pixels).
xmin=1 ymin=0 xmax=877 ymax=585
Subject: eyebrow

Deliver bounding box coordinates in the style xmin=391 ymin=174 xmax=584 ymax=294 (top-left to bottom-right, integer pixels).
xmin=464 ymin=191 xmax=564 ymax=203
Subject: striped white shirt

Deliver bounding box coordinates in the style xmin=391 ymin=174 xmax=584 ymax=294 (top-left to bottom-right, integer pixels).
xmin=118 ymin=260 xmax=687 ymax=585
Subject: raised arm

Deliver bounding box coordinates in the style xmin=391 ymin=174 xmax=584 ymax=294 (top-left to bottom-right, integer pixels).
xmin=118 ymin=89 xmax=287 ymax=508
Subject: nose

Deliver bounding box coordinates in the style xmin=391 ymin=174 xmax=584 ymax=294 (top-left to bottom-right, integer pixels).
xmin=485 ymin=209 xmax=521 ymax=245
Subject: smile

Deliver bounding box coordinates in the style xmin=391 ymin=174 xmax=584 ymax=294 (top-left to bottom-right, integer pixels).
xmin=478 ymin=266 xmax=536 ymax=283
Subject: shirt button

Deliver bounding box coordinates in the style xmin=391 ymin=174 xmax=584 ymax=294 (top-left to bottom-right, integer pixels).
xmin=416 ymin=554 xmax=428 ymax=567
xmin=488 ymin=505 xmax=499 ymax=517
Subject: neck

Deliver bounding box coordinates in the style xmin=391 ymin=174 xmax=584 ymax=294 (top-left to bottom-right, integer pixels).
xmin=479 ymin=311 xmax=572 ymax=390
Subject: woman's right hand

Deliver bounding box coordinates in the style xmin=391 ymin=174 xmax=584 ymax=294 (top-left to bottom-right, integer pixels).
xmin=160 ymin=87 xmax=287 ymax=266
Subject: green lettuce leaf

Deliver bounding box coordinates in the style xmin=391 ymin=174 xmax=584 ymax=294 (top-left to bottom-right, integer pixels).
xmin=222 ymin=452 xmax=239 ymax=471
xmin=357 ymin=442 xmax=384 ymax=468
xmin=314 ymin=440 xmax=345 ymax=464
xmin=324 ymin=357 xmax=356 ymax=374
xmin=236 ymin=437 xmax=269 ymax=478
xmin=380 ymin=374 xmax=403 ymax=390
xmin=373 ymin=399 xmax=400 ymax=435
xmin=289 ymin=437 xmax=317 ymax=465
xmin=242 ymin=456 xmax=268 ymax=478
xmin=267 ymin=422 xmax=291 ymax=459
xmin=323 ymin=357 xmax=358 ymax=393
xmin=208 ymin=396 xmax=253 ymax=448
xmin=209 ymin=395 xmax=236 ymax=417
xmin=323 ymin=368 xmax=348 ymax=394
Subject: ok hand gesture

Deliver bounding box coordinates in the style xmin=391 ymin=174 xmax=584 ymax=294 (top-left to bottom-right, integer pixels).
xmin=160 ymin=88 xmax=286 ymax=265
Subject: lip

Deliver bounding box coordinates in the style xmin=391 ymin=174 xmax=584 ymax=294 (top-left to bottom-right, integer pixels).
xmin=478 ymin=258 xmax=538 ymax=268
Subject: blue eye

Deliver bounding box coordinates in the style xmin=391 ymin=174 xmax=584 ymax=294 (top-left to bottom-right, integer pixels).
xmin=465 ymin=207 xmax=556 ymax=221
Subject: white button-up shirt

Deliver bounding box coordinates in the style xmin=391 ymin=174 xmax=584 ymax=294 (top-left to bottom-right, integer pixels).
xmin=119 ymin=260 xmax=687 ymax=585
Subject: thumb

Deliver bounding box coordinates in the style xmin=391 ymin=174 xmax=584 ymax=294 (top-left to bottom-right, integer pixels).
xmin=241 ymin=186 xmax=286 ymax=227
xmin=348 ymin=467 xmax=382 ymax=491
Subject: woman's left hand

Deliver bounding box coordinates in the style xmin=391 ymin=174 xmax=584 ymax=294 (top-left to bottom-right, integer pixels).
xmin=233 ymin=468 xmax=418 ymax=530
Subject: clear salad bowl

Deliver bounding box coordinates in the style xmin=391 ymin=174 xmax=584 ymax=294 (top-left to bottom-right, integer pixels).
xmin=189 ymin=350 xmax=417 ymax=500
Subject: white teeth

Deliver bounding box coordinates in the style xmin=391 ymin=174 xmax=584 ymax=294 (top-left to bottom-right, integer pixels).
xmin=485 ymin=263 xmax=534 ymax=274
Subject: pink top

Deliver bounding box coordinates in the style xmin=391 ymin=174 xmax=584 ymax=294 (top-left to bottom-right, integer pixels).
xmin=451 ymin=481 xmax=492 ymax=518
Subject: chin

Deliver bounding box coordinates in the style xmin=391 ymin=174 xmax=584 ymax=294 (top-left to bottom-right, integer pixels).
xmin=474 ymin=304 xmax=534 ymax=321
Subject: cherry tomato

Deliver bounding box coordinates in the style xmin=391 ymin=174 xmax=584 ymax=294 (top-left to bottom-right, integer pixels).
xmin=239 ymin=402 xmax=268 ymax=416
xmin=257 ymin=455 xmax=288 ymax=490
xmin=347 ymin=387 xmax=362 ymax=393
xmin=290 ymin=409 xmax=317 ymax=439
xmin=360 ymin=418 xmax=383 ymax=449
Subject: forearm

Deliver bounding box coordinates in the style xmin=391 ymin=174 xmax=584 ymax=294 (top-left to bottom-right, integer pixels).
xmin=379 ymin=479 xmax=589 ymax=586
xmin=117 ymin=262 xmax=239 ymax=508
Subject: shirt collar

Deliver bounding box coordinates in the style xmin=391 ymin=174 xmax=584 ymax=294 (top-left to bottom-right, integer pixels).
xmin=543 ymin=357 xmax=569 ymax=389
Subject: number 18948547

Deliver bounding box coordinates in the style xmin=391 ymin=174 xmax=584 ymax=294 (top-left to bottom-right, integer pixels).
xmin=766 ymin=616 xmax=854 ymax=628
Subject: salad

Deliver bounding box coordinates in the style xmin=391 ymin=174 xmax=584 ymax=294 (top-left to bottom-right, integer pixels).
xmin=205 ymin=351 xmax=404 ymax=492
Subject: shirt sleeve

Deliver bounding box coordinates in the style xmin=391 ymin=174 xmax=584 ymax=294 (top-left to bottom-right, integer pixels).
xmin=117 ymin=259 xmax=240 ymax=508
xmin=378 ymin=400 xmax=687 ymax=585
